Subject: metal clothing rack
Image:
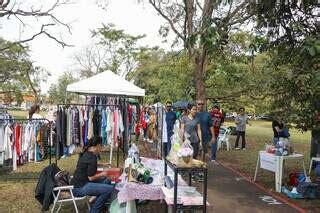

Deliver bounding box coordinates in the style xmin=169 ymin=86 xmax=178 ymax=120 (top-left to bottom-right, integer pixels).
xmin=56 ymin=103 xmax=125 ymax=167
xmin=0 ymin=118 xmax=54 ymax=164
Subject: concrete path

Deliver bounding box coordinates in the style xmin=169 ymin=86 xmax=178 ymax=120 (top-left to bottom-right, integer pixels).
xmin=205 ymin=163 xmax=303 ymax=213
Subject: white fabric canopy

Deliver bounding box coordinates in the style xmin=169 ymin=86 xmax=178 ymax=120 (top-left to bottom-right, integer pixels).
xmin=66 ymin=71 xmax=145 ymax=97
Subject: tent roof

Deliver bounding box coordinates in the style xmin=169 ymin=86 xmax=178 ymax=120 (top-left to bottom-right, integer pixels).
xmin=66 ymin=71 xmax=145 ymax=97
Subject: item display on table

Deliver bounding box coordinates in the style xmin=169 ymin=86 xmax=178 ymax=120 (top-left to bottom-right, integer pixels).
xmin=177 ymin=136 xmax=194 ymax=166
xmin=265 ymin=138 xmax=294 ymax=156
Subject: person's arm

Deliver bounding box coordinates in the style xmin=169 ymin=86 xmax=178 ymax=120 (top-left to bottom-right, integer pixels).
xmin=208 ymin=114 xmax=216 ymax=143
xmin=87 ymin=156 xmax=108 ymax=181
xmin=197 ymin=123 xmax=202 ymax=147
xmin=235 ymin=116 xmax=239 ymax=124
xmin=180 ymin=123 xmax=185 ymax=141
xmin=88 ymin=172 xmax=108 ymax=181
xmin=210 ymin=126 xmax=216 ymax=143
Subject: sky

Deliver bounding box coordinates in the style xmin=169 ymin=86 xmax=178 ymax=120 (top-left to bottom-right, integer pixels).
xmin=1 ymin=0 xmax=173 ymax=94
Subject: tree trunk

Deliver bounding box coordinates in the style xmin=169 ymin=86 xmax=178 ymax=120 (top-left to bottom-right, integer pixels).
xmin=194 ymin=51 xmax=207 ymax=102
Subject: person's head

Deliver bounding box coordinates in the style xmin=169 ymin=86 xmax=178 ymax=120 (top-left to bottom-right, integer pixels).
xmin=187 ymin=103 xmax=197 ymax=117
xmin=165 ymin=101 xmax=173 ymax=112
xmin=86 ymin=136 xmax=102 ymax=155
xmin=238 ymin=107 xmax=245 ymax=115
xmin=196 ymin=99 xmax=205 ymax=112
xmin=212 ymin=102 xmax=220 ymax=111
xmin=28 ymin=104 xmax=40 ymax=119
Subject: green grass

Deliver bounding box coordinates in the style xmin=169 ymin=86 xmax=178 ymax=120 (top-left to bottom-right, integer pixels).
xmin=1 ymin=115 xmax=318 ymax=211
xmin=220 ymin=120 xmax=318 ymax=211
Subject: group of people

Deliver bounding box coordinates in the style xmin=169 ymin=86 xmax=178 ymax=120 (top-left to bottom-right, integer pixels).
xmin=164 ymin=100 xmax=224 ymax=163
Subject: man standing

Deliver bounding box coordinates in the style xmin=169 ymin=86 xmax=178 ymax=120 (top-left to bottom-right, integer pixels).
xmin=164 ymin=101 xmax=176 ymax=157
xmin=195 ymin=100 xmax=215 ymax=162
xmin=210 ymin=103 xmax=223 ymax=161
xmin=235 ymin=107 xmax=250 ymax=150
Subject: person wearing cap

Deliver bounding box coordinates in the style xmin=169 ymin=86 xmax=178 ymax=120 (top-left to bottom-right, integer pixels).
xmin=210 ymin=102 xmax=223 ymax=162
xmin=235 ymin=107 xmax=251 ymax=150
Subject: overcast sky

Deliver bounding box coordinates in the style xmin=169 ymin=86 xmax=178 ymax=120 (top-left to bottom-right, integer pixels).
xmin=1 ymin=0 xmax=173 ymax=94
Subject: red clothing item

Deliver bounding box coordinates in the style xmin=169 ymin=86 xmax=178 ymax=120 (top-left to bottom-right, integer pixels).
xmin=15 ymin=125 xmax=21 ymax=157
xmin=210 ymin=108 xmax=223 ymax=138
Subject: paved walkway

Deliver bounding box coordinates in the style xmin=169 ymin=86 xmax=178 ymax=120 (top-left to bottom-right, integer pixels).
xmin=205 ymin=162 xmax=303 ymax=213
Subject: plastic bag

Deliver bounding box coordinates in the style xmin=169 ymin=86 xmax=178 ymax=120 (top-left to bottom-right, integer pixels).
xmin=177 ymin=133 xmax=194 ymax=167
xmin=166 ymin=120 xmax=182 ymax=163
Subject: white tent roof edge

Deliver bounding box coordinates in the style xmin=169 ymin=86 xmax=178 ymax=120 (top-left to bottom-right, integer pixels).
xmin=66 ymin=71 xmax=145 ymax=97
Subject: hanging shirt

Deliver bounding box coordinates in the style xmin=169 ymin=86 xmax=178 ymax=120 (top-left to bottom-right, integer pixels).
xmin=4 ymin=125 xmax=13 ymax=160
xmin=87 ymin=108 xmax=94 ymax=140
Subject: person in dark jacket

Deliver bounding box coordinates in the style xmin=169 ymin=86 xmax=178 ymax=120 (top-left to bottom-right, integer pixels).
xmin=35 ymin=163 xmax=60 ymax=211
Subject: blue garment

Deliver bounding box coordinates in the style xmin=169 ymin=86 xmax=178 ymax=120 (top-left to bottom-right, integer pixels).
xmin=101 ymin=109 xmax=107 ymax=145
xmin=211 ymin=142 xmax=217 ymax=160
xmin=166 ymin=111 xmax=176 ymax=134
xmin=196 ymin=111 xmax=213 ymax=142
xmin=73 ymin=178 xmax=113 ymax=213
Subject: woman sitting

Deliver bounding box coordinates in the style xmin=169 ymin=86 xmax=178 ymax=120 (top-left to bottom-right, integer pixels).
xmin=71 ymin=136 xmax=114 ymax=213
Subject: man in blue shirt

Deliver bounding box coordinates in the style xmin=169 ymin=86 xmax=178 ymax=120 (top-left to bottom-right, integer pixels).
xmin=165 ymin=101 xmax=176 ymax=157
xmin=195 ymin=100 xmax=215 ymax=162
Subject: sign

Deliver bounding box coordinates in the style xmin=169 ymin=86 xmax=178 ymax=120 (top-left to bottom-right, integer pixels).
xmin=259 ymin=196 xmax=282 ymax=205
xmin=260 ymin=152 xmax=277 ymax=172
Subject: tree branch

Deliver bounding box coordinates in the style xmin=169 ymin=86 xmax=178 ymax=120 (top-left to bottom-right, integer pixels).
xmin=0 ymin=24 xmax=73 ymax=51
xmin=149 ymin=0 xmax=185 ymax=41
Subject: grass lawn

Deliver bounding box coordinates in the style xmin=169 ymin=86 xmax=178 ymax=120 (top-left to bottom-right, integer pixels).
xmin=219 ymin=120 xmax=319 ymax=211
xmin=1 ymin=113 xmax=319 ymax=211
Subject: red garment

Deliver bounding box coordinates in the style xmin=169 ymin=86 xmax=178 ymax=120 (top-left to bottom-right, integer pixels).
xmin=127 ymin=105 xmax=132 ymax=125
xmin=210 ymin=108 xmax=223 ymax=138
xmin=139 ymin=112 xmax=147 ymax=129
xmin=15 ymin=125 xmax=21 ymax=157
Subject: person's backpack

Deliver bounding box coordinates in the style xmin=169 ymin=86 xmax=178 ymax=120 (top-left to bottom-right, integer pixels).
xmin=54 ymin=170 xmax=71 ymax=199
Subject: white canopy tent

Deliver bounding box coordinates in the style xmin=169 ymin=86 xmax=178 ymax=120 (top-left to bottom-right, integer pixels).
xmin=66 ymin=70 xmax=145 ymax=97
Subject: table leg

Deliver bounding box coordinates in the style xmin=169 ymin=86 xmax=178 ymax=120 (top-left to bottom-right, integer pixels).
xmin=302 ymin=158 xmax=307 ymax=177
xmin=254 ymin=153 xmax=260 ymax=181
xmin=173 ymin=171 xmax=178 ymax=213
xmin=309 ymin=159 xmax=313 ymax=175
xmin=203 ymin=171 xmax=207 ymax=213
xmin=277 ymin=157 xmax=284 ymax=193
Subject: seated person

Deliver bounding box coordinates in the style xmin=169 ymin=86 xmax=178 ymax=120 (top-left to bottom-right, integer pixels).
xmin=71 ymin=136 xmax=114 ymax=213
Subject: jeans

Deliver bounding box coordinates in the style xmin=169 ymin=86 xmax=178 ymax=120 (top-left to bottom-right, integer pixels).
xmin=235 ymin=131 xmax=246 ymax=149
xmin=73 ymin=179 xmax=113 ymax=213
xmin=211 ymin=138 xmax=218 ymax=160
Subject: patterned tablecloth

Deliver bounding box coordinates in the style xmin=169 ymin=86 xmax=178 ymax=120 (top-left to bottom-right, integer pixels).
xmin=117 ymin=157 xmax=186 ymax=203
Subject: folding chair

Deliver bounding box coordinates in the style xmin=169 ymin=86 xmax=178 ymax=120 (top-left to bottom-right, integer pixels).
xmin=217 ymin=128 xmax=231 ymax=151
xmin=51 ymin=185 xmax=90 ymax=213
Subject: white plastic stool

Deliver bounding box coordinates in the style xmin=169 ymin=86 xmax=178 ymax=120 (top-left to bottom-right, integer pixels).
xmin=308 ymin=157 xmax=320 ymax=175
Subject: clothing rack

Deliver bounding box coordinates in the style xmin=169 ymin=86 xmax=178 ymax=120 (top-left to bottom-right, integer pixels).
xmin=56 ymin=103 xmax=126 ymax=167
xmin=0 ymin=118 xmax=54 ymax=165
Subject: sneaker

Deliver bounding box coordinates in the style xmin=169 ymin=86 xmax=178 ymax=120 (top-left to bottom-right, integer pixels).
xmin=235 ymin=147 xmax=241 ymax=150
xmin=242 ymin=148 xmax=246 ymax=150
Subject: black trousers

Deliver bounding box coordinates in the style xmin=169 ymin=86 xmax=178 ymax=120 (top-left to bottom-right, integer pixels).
xmin=235 ymin=131 xmax=246 ymax=148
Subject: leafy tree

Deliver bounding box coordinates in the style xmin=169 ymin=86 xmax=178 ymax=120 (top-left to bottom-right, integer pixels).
xmin=0 ymin=38 xmax=49 ymax=103
xmin=252 ymin=0 xmax=319 ymax=130
xmin=145 ymin=0 xmax=253 ymax=101
xmin=48 ymin=71 xmax=78 ymax=104
xmin=128 ymin=49 xmax=194 ymax=103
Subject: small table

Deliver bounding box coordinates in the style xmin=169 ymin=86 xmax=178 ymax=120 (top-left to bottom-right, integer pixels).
xmin=254 ymin=151 xmax=307 ymax=192
xmin=164 ymin=159 xmax=208 ymax=213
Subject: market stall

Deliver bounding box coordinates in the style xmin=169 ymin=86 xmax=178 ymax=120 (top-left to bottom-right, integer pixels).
xmin=57 ymin=71 xmax=145 ymax=165
xmin=254 ymin=138 xmax=307 ymax=193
